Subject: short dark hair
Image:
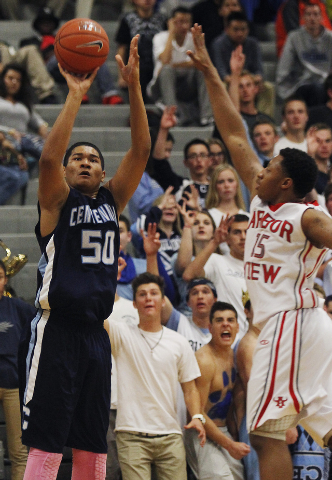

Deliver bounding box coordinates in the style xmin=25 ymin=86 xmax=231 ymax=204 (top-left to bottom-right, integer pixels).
xmin=184 ymin=138 xmax=210 ymax=159
xmin=171 ymin=6 xmax=192 ymax=17
xmin=282 ymin=95 xmax=307 ymax=116
xmin=231 ymin=213 xmax=250 ymax=224
xmin=225 ymin=11 xmax=249 ymax=27
xmin=132 ymin=273 xmax=165 ymax=300
xmin=279 ymin=148 xmax=318 ymax=198
xmin=119 ymin=214 xmax=130 ymax=232
xmin=210 ymin=301 xmax=238 ymax=323
xmin=324 ymin=294 xmax=332 ymax=306
xmin=0 ymin=260 xmax=6 ymax=277
xmin=63 ymin=142 xmax=105 ymax=170
xmin=228 ymin=213 xmax=249 ymax=233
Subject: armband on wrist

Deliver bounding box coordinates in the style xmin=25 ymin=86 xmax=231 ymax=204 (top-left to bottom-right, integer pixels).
xmin=192 ymin=414 xmax=206 ymax=425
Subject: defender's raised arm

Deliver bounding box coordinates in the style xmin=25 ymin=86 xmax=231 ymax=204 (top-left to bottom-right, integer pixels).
xmin=187 ymin=25 xmax=261 ymax=196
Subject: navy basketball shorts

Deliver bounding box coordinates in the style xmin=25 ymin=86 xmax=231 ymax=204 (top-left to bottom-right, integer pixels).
xmin=19 ymin=309 xmax=112 ymax=454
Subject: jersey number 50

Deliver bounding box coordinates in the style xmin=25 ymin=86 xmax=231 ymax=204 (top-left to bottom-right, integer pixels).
xmin=81 ymin=230 xmax=115 ymax=265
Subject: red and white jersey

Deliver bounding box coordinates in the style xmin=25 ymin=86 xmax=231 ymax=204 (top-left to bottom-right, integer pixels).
xmin=244 ymin=196 xmax=328 ymax=326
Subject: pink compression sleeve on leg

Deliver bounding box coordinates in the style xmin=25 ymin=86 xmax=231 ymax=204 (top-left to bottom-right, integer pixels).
xmin=72 ymin=449 xmax=107 ymax=480
xmin=23 ymin=447 xmax=62 ymax=480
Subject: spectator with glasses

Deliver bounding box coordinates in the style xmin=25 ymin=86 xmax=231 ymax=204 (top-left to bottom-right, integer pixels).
xmin=153 ymin=136 xmax=212 ymax=208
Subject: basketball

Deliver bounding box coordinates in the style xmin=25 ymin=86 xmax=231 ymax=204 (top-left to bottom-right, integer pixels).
xmin=54 ymin=18 xmax=109 ymax=75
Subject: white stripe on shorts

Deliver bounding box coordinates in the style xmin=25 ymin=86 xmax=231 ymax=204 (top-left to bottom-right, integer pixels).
xmin=24 ymin=310 xmax=50 ymax=404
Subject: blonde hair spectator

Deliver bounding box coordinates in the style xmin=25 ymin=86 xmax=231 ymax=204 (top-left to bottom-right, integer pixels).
xmin=205 ymin=164 xmax=245 ymax=211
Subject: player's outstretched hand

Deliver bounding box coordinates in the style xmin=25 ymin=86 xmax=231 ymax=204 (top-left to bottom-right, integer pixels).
xmin=228 ymin=440 xmax=250 ymax=460
xmin=187 ymin=24 xmax=213 ymax=73
xmin=184 ymin=418 xmax=206 ymax=447
xmin=116 ymin=34 xmax=140 ymax=87
xmin=58 ymin=63 xmax=98 ymax=97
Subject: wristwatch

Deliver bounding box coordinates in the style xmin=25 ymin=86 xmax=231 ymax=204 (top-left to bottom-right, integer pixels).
xmin=192 ymin=414 xmax=206 ymax=425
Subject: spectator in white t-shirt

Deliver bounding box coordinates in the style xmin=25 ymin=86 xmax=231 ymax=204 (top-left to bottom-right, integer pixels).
xmin=273 ymin=97 xmax=308 ymax=156
xmin=183 ymin=213 xmax=249 ymax=342
xmin=105 ymin=272 xmax=206 ymax=480
xmin=104 ymin=259 xmax=139 ymax=480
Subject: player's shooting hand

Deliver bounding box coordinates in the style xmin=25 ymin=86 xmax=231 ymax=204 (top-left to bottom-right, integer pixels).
xmin=160 ymin=106 xmax=177 ymax=130
xmin=184 ymin=418 xmax=206 ymax=447
xmin=187 ymin=24 xmax=213 ymax=73
xmin=141 ymin=223 xmax=161 ymax=257
xmin=116 ymin=35 xmax=140 ymax=87
xmin=58 ymin=63 xmax=98 ymax=98
xmin=227 ymin=440 xmax=250 ymax=460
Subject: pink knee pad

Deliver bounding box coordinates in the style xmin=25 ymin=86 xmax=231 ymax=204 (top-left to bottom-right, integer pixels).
xmin=72 ymin=449 xmax=107 ymax=480
xmin=23 ymin=447 xmax=62 ymax=480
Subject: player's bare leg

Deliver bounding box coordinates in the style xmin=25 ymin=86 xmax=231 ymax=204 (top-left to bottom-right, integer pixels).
xmin=250 ymin=434 xmax=293 ymax=480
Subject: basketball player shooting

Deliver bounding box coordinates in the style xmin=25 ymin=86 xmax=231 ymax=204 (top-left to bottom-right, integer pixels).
xmin=19 ymin=35 xmax=150 ymax=479
xmin=188 ymin=24 xmax=332 ymax=480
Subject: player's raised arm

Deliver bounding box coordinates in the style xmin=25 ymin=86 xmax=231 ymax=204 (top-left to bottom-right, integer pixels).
xmin=38 ymin=67 xmax=98 ymax=229
xmin=187 ymin=25 xmax=261 ymax=197
xmin=106 ymin=35 xmax=151 ymax=214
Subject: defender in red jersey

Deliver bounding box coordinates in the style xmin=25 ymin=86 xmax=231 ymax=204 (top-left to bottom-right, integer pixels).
xmin=188 ymin=24 xmax=332 ymax=480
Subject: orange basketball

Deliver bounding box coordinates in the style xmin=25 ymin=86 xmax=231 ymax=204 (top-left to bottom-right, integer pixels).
xmin=54 ymin=18 xmax=109 ymax=75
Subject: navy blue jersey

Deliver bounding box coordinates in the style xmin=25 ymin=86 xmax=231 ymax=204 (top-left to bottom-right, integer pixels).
xmin=35 ymin=186 xmax=119 ymax=324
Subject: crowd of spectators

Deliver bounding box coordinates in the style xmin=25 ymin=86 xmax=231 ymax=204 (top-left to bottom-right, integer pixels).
xmin=2 ymin=0 xmax=332 ymax=479
xmin=115 ymin=1 xmax=332 ymax=478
